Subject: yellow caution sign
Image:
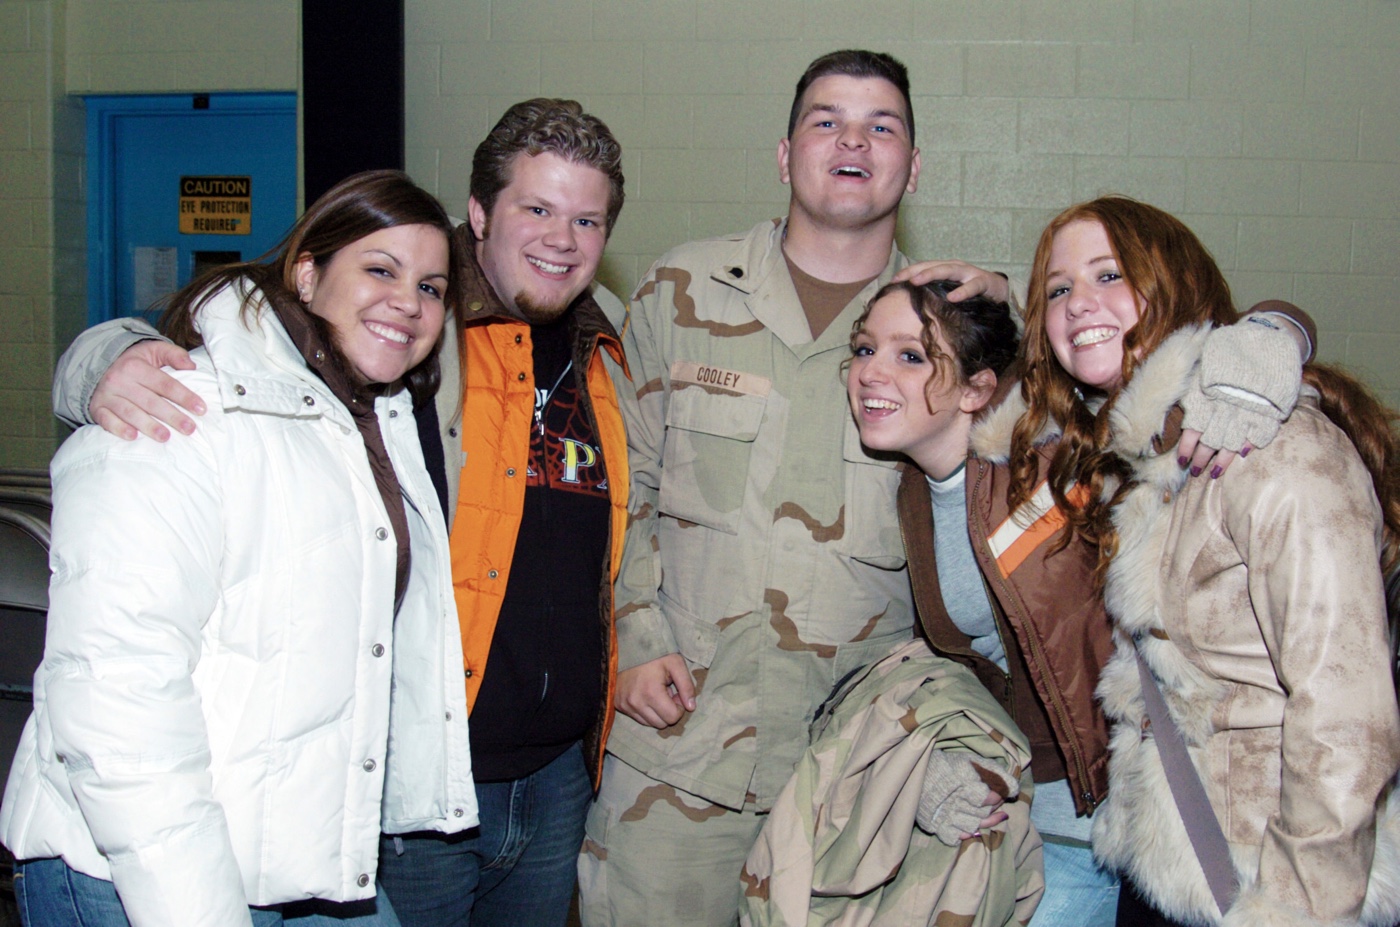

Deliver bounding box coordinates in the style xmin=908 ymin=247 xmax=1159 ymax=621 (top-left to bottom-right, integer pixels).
xmin=180 ymin=175 xmax=251 ymax=235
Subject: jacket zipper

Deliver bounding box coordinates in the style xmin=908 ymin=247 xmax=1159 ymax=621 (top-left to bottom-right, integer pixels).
xmin=981 ymin=573 xmax=1017 ymax=716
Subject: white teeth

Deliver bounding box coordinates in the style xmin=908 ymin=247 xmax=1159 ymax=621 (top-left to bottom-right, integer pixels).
xmin=366 ymin=322 xmax=410 ymax=344
xmin=833 ymin=166 xmax=871 ymax=178
xmin=529 ymin=257 xmax=569 ymax=274
xmin=1072 ymin=327 xmax=1117 ymax=348
xmin=864 ymin=398 xmax=900 ymax=411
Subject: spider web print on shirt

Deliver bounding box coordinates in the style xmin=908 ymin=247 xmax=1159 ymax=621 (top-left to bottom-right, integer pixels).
xmin=526 ymin=375 xmax=609 ymax=498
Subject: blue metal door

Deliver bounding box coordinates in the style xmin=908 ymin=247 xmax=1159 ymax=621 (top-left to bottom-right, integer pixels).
xmin=86 ymin=93 xmax=297 ymax=324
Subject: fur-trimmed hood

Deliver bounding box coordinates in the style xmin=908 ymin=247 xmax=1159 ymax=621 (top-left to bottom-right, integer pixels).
xmin=969 ymin=383 xmax=1057 ymax=464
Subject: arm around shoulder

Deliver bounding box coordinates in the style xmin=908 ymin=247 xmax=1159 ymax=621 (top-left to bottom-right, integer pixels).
xmin=55 ymin=318 xmax=203 ymax=441
xmin=54 ymin=317 xmax=168 ymax=426
xmin=1178 ymin=304 xmax=1313 ymax=471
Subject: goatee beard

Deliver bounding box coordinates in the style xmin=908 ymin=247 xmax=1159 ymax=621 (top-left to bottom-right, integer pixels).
xmin=512 ymin=291 xmax=573 ymax=324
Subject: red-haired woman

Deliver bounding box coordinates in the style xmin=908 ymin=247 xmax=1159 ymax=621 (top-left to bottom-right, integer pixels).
xmin=1015 ymin=196 xmax=1400 ymax=926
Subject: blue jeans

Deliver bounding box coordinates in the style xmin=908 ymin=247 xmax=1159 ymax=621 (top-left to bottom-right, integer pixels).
xmin=1028 ymin=840 xmax=1119 ymax=927
xmin=14 ymin=857 xmax=400 ymax=927
xmin=378 ymin=741 xmax=591 ymax=927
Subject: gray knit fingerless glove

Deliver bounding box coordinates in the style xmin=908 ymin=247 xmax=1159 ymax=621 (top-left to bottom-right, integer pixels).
xmin=1181 ymin=315 xmax=1303 ymax=452
xmin=915 ymin=752 xmax=1018 ymax=846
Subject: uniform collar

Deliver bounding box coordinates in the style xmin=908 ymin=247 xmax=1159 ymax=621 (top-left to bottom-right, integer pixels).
xmin=709 ymin=218 xmax=904 ymax=355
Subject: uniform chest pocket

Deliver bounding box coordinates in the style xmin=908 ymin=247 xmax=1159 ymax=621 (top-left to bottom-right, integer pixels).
xmin=659 ymin=384 xmax=767 ymax=535
xmin=839 ymin=415 xmax=906 ymax=568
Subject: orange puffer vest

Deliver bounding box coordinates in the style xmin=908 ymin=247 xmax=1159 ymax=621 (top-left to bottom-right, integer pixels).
xmin=449 ymin=302 xmax=629 ymax=786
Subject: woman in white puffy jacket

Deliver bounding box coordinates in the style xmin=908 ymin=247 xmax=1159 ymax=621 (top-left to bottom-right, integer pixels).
xmin=0 ymin=171 xmax=477 ymax=927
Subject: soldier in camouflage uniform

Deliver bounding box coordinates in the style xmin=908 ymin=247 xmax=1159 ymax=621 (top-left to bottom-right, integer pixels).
xmin=578 ymin=50 xmax=1015 ymax=927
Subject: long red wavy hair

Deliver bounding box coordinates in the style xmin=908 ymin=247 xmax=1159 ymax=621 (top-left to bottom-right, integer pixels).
xmin=1012 ymin=196 xmax=1400 ymax=580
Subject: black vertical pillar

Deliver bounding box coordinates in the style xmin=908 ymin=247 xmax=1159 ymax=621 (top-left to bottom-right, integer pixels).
xmin=301 ymin=0 xmax=405 ymax=204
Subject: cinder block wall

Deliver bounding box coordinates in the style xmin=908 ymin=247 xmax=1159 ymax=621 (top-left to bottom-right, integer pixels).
xmin=0 ymin=0 xmax=75 ymax=466
xmin=407 ymin=0 xmax=1400 ymax=408
xmin=2 ymin=0 xmax=1397 ymax=465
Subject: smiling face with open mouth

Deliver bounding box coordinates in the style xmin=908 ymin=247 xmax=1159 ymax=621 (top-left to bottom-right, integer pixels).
xmin=469 ymin=150 xmax=610 ymax=324
xmin=1043 ymin=219 xmax=1143 ymax=392
xmin=295 ymin=223 xmax=448 ymax=386
xmin=847 ymin=290 xmax=981 ymax=478
xmin=778 ymin=74 xmax=921 ymax=234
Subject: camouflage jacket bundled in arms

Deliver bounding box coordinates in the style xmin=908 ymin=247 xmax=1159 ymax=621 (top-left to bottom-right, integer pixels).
xmin=741 ymin=638 xmax=1044 ymax=927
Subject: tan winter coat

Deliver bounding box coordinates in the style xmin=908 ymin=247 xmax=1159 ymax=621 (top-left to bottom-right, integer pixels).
xmin=1090 ymin=325 xmax=1400 ymax=927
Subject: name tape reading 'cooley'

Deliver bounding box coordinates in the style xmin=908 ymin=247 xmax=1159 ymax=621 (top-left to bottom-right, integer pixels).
xmin=670 ymin=360 xmax=772 ymax=397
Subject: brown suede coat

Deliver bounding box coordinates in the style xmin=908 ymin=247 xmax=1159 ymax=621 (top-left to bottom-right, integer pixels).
xmin=901 ymin=392 xmax=1116 ymax=817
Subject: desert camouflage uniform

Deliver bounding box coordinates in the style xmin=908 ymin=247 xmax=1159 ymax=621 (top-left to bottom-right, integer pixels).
xmin=580 ymin=219 xmax=917 ymax=925
xmin=740 ymin=638 xmax=1044 ymax=927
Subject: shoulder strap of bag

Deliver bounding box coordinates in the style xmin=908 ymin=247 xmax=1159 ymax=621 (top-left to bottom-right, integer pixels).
xmin=1134 ymin=646 xmax=1239 ymax=915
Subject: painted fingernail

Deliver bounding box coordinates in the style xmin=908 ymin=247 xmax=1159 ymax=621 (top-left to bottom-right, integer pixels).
xmin=1189 ymin=466 xmax=1202 ymax=477
xmin=1177 ymin=456 xmax=1189 ymax=468
xmin=1239 ymin=446 xmax=1250 ymax=458
xmin=1210 ymin=466 xmax=1222 ymax=480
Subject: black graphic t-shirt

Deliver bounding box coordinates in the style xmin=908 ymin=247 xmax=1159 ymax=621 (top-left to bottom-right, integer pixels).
xmin=470 ymin=317 xmax=609 ymax=782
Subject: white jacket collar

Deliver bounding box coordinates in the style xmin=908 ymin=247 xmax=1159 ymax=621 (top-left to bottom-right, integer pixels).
xmin=195 ymin=282 xmax=357 ymax=428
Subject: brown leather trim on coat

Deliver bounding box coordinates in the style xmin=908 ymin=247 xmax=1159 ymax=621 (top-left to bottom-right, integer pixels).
xmin=898 ymin=467 xmax=1067 ymax=785
xmin=963 ymin=455 xmax=1113 ymax=815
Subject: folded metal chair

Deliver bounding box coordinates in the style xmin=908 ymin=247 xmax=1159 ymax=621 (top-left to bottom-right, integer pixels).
xmin=0 ymin=505 xmax=50 ymax=911
xmin=0 ymin=469 xmax=49 ymax=491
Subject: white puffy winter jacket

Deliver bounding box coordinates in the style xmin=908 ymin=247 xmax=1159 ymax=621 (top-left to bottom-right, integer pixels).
xmin=0 ymin=284 xmax=476 ymax=927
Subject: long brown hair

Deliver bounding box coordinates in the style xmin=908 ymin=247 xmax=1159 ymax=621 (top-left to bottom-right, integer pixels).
xmin=1015 ymin=195 xmax=1400 ymax=578
xmin=158 ymin=169 xmax=457 ymax=405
